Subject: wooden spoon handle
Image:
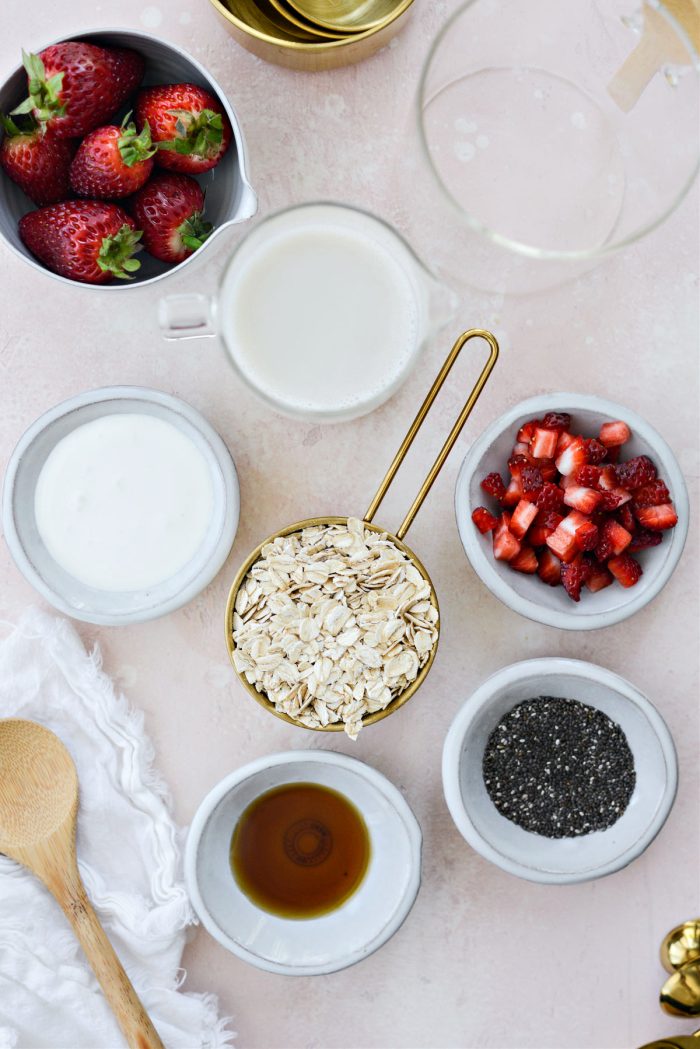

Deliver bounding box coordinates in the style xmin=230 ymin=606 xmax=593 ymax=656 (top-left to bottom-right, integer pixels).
xmin=56 ymin=877 xmax=165 ymax=1049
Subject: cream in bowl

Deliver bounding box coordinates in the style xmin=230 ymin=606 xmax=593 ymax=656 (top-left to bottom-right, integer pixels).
xmin=442 ymin=658 xmax=678 ymax=884
xmin=185 ymin=751 xmax=422 ymax=975
xmin=2 ymin=387 xmax=239 ymax=625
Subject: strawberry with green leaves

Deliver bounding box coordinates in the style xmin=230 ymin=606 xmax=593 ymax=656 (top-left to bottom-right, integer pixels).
xmin=0 ymin=113 xmax=74 ymax=205
xmin=19 ymin=200 xmax=143 ymax=284
xmin=70 ymin=113 xmax=156 ymax=199
xmin=135 ymin=83 xmax=232 ymax=174
xmin=132 ymin=172 xmax=212 ymax=263
xmin=12 ymin=42 xmax=144 ymax=139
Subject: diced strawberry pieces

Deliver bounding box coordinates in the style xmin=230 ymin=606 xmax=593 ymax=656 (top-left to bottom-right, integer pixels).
xmin=502 ymin=477 xmax=523 ymax=507
xmin=529 ymin=510 xmax=563 ymax=546
xmin=575 ymin=465 xmax=601 ymax=488
xmin=616 ymin=503 xmax=637 ymax=533
xmin=512 ymin=441 xmax=531 ymax=458
xmin=599 ymin=420 xmax=631 ymax=448
xmin=517 ymin=419 xmax=541 ymax=443
xmin=628 ymin=528 xmax=663 ymax=552
xmin=633 ymin=479 xmax=671 ymax=508
xmin=536 ymin=459 xmax=559 ymax=482
xmin=556 ymin=431 xmax=576 ymax=454
xmin=635 ymin=503 xmax=678 ymax=531
xmin=615 ymin=455 xmax=657 ymax=490
xmin=481 ymin=472 xmax=507 ymax=501
xmin=595 ymin=518 xmax=632 ymax=561
xmin=537 ymin=548 xmax=562 ymax=586
xmin=561 ymin=555 xmax=592 ymax=602
xmin=508 ymin=454 xmax=530 ymax=476
xmin=555 ymin=435 xmax=587 ymax=476
xmin=520 ymin=465 xmax=544 ymax=495
xmin=492 ymin=514 xmax=521 ymax=561
xmin=530 ymin=427 xmax=559 ymax=459
xmin=558 ymin=511 xmax=598 ymax=552
xmin=546 ymin=526 xmax=579 ymax=563
xmin=472 ymin=507 xmax=499 ymax=534
xmin=585 ymin=563 xmax=614 ymax=593
xmin=535 ymin=482 xmax=563 ymax=511
xmin=584 ymin=438 xmax=608 ymax=465
xmin=598 ymin=466 xmax=616 ymax=490
xmin=541 ymin=411 xmax=571 ymax=433
xmin=509 ymin=546 xmax=538 ymax=573
xmin=563 ymin=485 xmax=603 ymax=515
xmin=510 ymin=499 xmax=539 ymax=540
xmin=608 ymin=553 xmax=643 ymax=588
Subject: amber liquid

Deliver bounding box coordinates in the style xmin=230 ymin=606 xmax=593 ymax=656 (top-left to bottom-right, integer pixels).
xmin=230 ymin=782 xmax=371 ymax=919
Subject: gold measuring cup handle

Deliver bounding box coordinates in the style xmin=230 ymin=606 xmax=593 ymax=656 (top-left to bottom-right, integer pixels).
xmin=365 ymin=328 xmax=499 ymax=540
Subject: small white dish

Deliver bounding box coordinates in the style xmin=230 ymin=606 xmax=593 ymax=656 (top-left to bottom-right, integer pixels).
xmin=185 ymin=750 xmax=422 ymax=975
xmin=442 ymin=658 xmax=678 ymax=885
xmin=2 ymin=386 xmax=240 ymax=625
xmin=455 ymin=393 xmax=689 ymax=630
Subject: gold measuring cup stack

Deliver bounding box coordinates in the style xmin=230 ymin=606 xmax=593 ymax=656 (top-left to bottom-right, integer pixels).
xmin=225 ymin=329 xmax=499 ymax=731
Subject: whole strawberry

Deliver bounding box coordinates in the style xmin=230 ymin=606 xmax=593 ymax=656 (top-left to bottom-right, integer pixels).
xmin=132 ymin=172 xmax=212 ymax=263
xmin=135 ymin=83 xmax=231 ymax=174
xmin=12 ymin=43 xmax=144 ymax=139
xmin=0 ymin=114 xmax=74 ymax=205
xmin=19 ymin=201 xmax=143 ymax=284
xmin=70 ymin=113 xmax=155 ymax=199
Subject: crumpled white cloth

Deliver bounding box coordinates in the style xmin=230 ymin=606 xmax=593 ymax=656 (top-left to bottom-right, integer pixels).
xmin=0 ymin=608 xmax=234 ymax=1049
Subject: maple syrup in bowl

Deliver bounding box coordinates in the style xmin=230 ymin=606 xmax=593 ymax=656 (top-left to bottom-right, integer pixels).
xmin=185 ymin=751 xmax=422 ymax=975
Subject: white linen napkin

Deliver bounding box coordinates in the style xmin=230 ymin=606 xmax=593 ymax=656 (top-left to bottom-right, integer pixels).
xmin=0 ymin=608 xmax=234 ymax=1049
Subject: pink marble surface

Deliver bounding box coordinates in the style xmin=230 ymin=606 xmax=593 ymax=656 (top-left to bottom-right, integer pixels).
xmin=1 ymin=2 xmax=699 ymax=1047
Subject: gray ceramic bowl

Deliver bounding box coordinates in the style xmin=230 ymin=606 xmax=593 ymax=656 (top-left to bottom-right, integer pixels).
xmin=0 ymin=28 xmax=257 ymax=289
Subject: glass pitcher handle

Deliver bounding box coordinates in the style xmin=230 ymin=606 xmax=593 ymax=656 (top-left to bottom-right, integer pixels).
xmin=158 ymin=293 xmax=216 ymax=340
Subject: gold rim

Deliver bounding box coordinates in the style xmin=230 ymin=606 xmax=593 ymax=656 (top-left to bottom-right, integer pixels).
xmin=208 ymin=0 xmax=414 ymax=50
xmin=224 ymin=516 xmax=440 ymax=731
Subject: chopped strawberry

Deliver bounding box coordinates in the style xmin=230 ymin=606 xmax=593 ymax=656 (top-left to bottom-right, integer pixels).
xmin=537 ymin=549 xmax=562 ymax=586
xmin=530 ymin=427 xmax=559 ymax=459
xmin=509 ymin=546 xmax=538 ymax=573
xmin=633 ymin=479 xmax=671 ymax=508
xmin=606 ymin=446 xmax=621 ymax=464
xmin=563 ymin=485 xmax=603 ymax=515
xmin=508 ymin=454 xmax=530 ymax=475
xmin=617 ymin=503 xmax=637 ymax=533
xmin=615 ymin=455 xmax=657 ymax=490
xmin=536 ymin=459 xmax=559 ymax=482
xmin=599 ymin=420 xmax=631 ymax=448
xmin=555 ymin=435 xmax=587 ymax=476
xmin=628 ymin=528 xmax=663 ymax=552
xmin=546 ymin=525 xmax=579 ymax=563
xmin=585 ymin=562 xmax=613 ymax=593
xmin=481 ymin=472 xmax=507 ymax=502
xmin=635 ymin=503 xmax=678 ymax=531
xmin=510 ymin=499 xmax=539 ymax=540
xmin=535 ymin=482 xmax=564 ymax=511
xmin=608 ymin=553 xmax=643 ymax=588
xmin=561 ymin=555 xmax=592 ymax=602
xmin=541 ymin=411 xmax=571 ymax=432
xmin=575 ymin=465 xmax=601 ymax=488
xmin=512 ymin=441 xmax=531 ymax=458
xmin=584 ymin=438 xmax=608 ymax=465
xmin=529 ymin=510 xmax=563 ymax=546
xmin=595 ymin=518 xmax=632 ymax=561
xmin=517 ymin=419 xmax=541 ymax=442
xmin=521 ymin=465 xmax=544 ymax=496
xmin=493 ymin=514 xmax=521 ymax=561
xmin=502 ymin=477 xmax=523 ymax=507
xmin=471 ymin=507 xmax=499 ymax=534
xmin=556 ymin=431 xmax=576 ymax=454
xmin=560 ymin=510 xmax=599 ymax=552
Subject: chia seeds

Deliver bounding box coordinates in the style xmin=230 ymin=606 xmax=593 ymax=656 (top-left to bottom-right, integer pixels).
xmin=482 ymin=696 xmax=636 ymax=839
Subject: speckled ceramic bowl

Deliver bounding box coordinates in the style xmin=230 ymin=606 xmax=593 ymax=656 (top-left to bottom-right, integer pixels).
xmin=0 ymin=28 xmax=256 ymax=289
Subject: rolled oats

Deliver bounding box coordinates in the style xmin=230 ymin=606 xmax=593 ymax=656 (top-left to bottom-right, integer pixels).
xmin=231 ymin=518 xmax=438 ymax=739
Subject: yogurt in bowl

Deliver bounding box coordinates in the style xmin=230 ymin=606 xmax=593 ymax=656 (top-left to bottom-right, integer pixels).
xmin=2 ymin=387 xmax=240 ymax=625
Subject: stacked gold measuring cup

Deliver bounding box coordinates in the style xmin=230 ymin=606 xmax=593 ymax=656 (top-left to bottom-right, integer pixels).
xmin=207 ymin=0 xmax=414 ymax=70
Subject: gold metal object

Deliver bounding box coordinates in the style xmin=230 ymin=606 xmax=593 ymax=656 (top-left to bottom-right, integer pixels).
xmin=661 ymin=964 xmax=700 ymax=1018
xmin=224 ymin=328 xmax=499 ymax=731
xmin=663 ymin=922 xmax=700 ymax=973
xmin=286 ymin=0 xmax=402 ymax=33
xmin=638 ymin=1037 xmax=700 ymax=1049
xmin=266 ymin=0 xmax=352 ymax=38
xmin=208 ymin=0 xmax=414 ymax=70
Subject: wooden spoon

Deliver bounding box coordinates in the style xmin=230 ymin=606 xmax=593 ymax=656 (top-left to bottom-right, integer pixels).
xmin=0 ymin=719 xmax=165 ymax=1049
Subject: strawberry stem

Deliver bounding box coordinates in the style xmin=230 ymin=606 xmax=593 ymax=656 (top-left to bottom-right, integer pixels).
xmin=97 ymin=225 xmax=143 ymax=280
xmin=178 ymin=211 xmax=213 ymax=252
xmin=158 ymin=108 xmax=223 ymax=158
xmin=118 ymin=113 xmax=157 ymax=167
xmin=12 ymin=50 xmax=65 ymax=124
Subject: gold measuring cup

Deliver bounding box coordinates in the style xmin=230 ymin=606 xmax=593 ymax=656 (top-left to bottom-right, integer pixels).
xmin=225 ymin=328 xmax=499 ymax=731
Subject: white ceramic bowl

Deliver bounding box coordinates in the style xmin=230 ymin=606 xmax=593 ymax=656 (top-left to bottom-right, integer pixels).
xmin=0 ymin=28 xmax=257 ymax=289
xmin=442 ymin=658 xmax=678 ymax=885
xmin=185 ymin=751 xmax=422 ymax=975
xmin=2 ymin=386 xmax=240 ymax=625
xmin=455 ymin=393 xmax=689 ymax=630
